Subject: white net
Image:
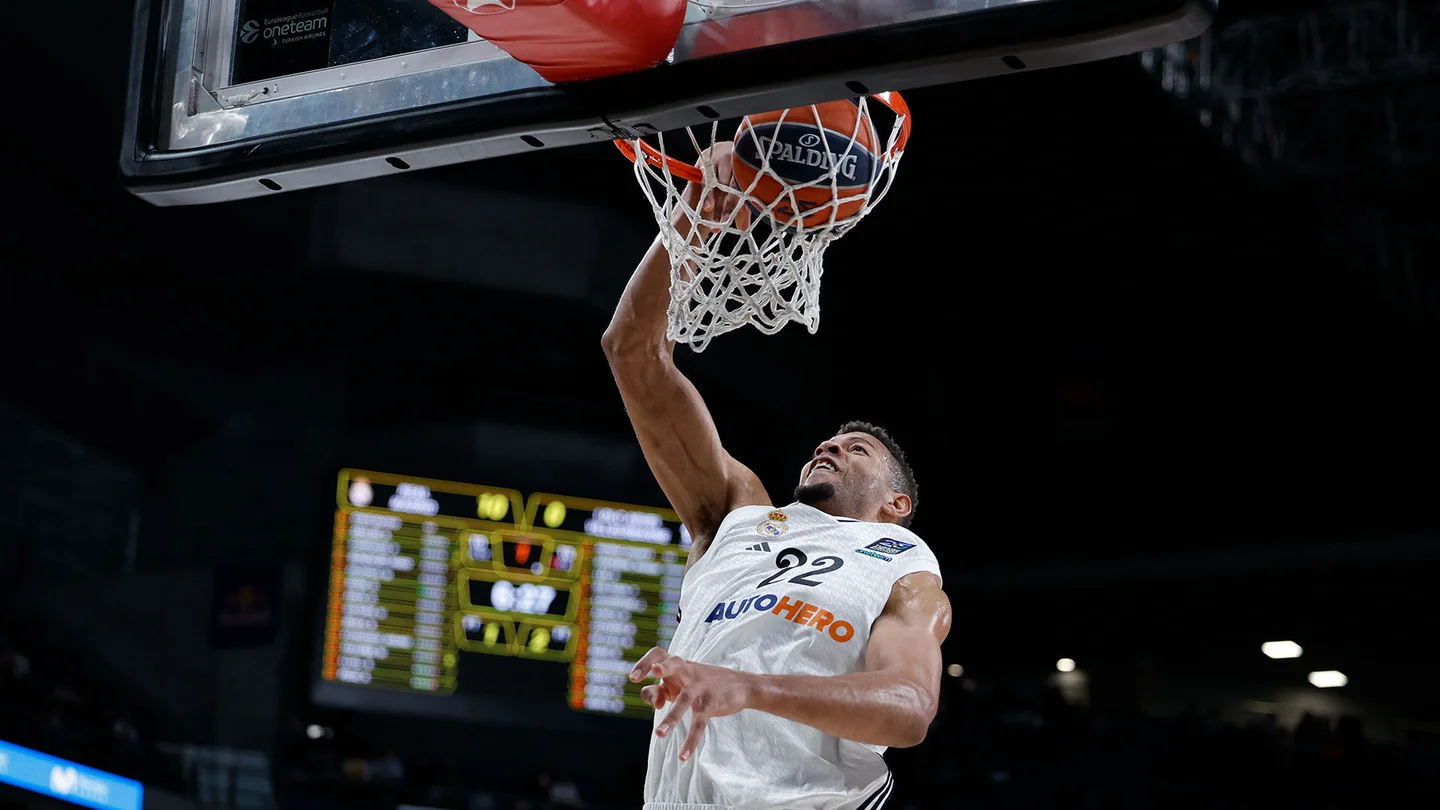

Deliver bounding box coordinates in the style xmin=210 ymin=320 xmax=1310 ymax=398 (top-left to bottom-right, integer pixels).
xmin=619 ymin=94 xmax=909 ymax=352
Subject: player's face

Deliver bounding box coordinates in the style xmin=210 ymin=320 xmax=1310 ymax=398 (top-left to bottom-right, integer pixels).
xmin=794 ymin=432 xmax=906 ymax=522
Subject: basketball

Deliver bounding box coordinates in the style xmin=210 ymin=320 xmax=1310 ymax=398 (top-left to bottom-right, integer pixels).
xmin=731 ymin=99 xmax=882 ymax=229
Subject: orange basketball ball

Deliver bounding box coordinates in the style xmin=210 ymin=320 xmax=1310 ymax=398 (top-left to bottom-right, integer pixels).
xmin=732 ymin=99 xmax=881 ymax=229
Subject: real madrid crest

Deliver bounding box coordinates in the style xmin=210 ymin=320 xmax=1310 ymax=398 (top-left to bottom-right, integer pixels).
xmin=756 ymin=514 xmax=788 ymax=537
xmin=756 ymin=520 xmax=787 ymax=537
xmin=754 ymin=508 xmax=789 ymax=537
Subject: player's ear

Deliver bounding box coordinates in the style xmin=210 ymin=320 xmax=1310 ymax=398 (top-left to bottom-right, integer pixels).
xmin=882 ymin=492 xmax=912 ymax=523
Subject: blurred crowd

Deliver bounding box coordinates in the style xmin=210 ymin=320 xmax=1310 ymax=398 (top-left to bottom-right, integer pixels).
xmin=0 ymin=615 xmax=180 ymax=793
xmin=4 ymin=614 xmax=1435 ymax=810
xmin=885 ymin=678 xmax=1436 ymax=810
xmin=273 ymin=677 xmax=1437 ymax=810
xmin=277 ymin=717 xmax=598 ymax=810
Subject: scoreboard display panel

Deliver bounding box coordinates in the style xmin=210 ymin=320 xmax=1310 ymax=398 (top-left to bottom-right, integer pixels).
xmin=318 ymin=469 xmax=689 ymax=720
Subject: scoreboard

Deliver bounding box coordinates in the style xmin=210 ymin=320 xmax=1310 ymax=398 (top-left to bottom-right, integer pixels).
xmin=320 ymin=469 xmax=689 ymax=718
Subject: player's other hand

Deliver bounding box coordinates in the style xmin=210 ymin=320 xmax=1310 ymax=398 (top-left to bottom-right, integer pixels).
xmin=630 ymin=646 xmax=755 ymax=762
xmin=632 ymin=646 xmax=682 ymax=709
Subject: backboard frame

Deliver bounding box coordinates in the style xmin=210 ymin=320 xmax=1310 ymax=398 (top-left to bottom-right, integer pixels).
xmin=120 ymin=0 xmax=1217 ymax=206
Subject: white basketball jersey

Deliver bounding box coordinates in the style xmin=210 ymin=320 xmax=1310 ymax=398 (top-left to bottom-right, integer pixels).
xmin=643 ymin=503 xmax=942 ymax=810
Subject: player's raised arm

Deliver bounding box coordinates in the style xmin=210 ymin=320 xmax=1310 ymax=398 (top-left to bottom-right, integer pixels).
xmin=602 ymin=143 xmax=769 ymax=561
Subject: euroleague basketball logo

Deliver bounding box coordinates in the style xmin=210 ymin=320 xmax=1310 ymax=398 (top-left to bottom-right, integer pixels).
xmin=238 ymin=8 xmax=330 ymax=48
xmin=735 ymin=124 xmax=877 ymax=188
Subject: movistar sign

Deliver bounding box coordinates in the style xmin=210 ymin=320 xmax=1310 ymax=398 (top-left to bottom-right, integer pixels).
xmin=0 ymin=739 xmax=143 ymax=810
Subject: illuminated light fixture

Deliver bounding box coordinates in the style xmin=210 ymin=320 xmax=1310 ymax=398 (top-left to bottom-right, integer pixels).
xmin=1308 ymin=670 xmax=1348 ymax=688
xmin=1056 ymin=658 xmax=1076 ymax=673
xmin=946 ymin=664 xmax=964 ymax=678
xmin=306 ymin=724 xmax=323 ymax=740
xmin=1262 ymin=640 xmax=1303 ymax=659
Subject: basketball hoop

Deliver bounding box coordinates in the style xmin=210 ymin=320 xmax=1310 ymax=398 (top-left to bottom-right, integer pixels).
xmin=615 ymin=92 xmax=912 ymax=352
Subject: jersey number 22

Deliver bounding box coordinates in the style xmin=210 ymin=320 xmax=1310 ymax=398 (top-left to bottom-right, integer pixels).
xmin=757 ymin=547 xmax=845 ymax=588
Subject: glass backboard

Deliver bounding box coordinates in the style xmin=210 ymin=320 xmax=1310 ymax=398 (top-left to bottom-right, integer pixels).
xmin=120 ymin=0 xmax=1216 ymax=206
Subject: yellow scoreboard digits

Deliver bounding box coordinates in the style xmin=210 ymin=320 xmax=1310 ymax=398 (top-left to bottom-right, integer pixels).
xmin=323 ymin=470 xmax=687 ymax=714
xmin=543 ymin=499 xmax=566 ymax=528
xmin=478 ymin=491 xmax=511 ymax=521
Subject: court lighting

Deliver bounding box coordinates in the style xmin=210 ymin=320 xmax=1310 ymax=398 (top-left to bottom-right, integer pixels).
xmin=1056 ymin=658 xmax=1076 ymax=672
xmin=1262 ymin=640 xmax=1303 ymax=659
xmin=1308 ymin=670 xmax=1348 ymax=688
xmin=946 ymin=664 xmax=964 ymax=678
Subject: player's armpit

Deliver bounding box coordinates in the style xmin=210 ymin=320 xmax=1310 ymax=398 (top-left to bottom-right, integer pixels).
xmin=862 ymin=572 xmax=952 ymax=743
xmin=602 ymin=229 xmax=769 ymax=559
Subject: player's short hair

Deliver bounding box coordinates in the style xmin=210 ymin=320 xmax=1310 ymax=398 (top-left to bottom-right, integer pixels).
xmin=836 ymin=421 xmax=918 ymax=528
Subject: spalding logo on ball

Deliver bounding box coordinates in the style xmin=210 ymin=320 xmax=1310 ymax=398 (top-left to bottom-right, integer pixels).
xmin=733 ymin=99 xmax=881 ymax=230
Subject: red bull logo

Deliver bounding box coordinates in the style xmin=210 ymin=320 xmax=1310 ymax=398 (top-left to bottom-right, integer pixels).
xmin=703 ymin=593 xmax=855 ymax=642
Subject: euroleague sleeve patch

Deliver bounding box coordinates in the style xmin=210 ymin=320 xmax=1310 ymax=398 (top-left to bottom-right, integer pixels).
xmin=864 ymin=537 xmax=916 ymax=556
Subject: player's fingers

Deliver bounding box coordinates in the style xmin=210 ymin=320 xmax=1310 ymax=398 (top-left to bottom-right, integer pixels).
xmin=715 ymin=151 xmax=738 ymax=209
xmin=714 ymin=141 xmax=736 ymax=184
xmin=679 ymin=712 xmax=709 ymax=762
xmin=709 ymin=192 xmax=730 ymax=227
xmin=715 ymin=187 xmax=737 ymax=220
xmin=630 ymin=648 xmax=670 ymax=682
xmin=641 ymin=684 xmax=666 ymax=709
xmin=655 ymin=688 xmax=695 ymax=739
xmin=651 ymin=656 xmax=687 ymax=683
xmin=645 ymin=677 xmax=682 ymax=711
xmin=650 ymin=673 xmax=681 ymax=697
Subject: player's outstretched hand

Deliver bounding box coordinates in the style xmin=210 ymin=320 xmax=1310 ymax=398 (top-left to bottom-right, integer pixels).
xmin=630 ymin=646 xmax=754 ymax=762
xmin=677 ymin=141 xmax=751 ymax=239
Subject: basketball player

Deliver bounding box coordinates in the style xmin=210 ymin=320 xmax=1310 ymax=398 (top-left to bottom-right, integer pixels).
xmin=602 ymin=141 xmax=953 ymax=810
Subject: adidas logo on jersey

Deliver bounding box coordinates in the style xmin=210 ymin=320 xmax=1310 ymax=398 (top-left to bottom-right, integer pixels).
xmin=744 ymin=542 xmax=771 ymax=552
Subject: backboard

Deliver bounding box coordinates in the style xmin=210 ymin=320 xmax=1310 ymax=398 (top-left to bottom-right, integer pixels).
xmin=120 ymin=0 xmax=1216 ymax=206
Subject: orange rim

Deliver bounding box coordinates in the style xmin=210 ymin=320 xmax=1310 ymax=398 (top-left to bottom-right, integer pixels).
xmin=613 ymin=91 xmax=913 ymax=183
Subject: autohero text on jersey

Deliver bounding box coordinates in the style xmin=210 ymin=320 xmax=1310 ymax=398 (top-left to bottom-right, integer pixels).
xmin=703 ymin=593 xmax=856 ymax=642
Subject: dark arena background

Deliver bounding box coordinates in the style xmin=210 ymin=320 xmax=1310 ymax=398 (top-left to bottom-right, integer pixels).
xmin=4 ymin=2 xmax=1439 ymax=810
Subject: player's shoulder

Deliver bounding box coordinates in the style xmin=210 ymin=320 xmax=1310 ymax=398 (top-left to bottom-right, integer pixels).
xmin=719 ymin=502 xmax=779 ymax=527
xmin=705 ymin=502 xmax=781 ymax=545
xmin=848 ymin=520 xmax=942 ymax=591
xmin=848 ymin=519 xmax=934 ymax=553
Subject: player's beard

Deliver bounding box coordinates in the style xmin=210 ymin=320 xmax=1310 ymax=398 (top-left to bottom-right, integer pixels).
xmin=794 ymin=481 xmax=837 ymax=507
